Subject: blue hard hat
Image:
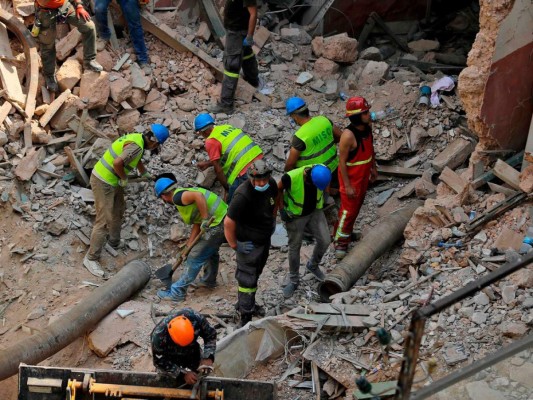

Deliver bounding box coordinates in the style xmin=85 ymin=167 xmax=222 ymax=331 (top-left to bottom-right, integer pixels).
xmin=150 ymin=124 xmax=170 ymax=144
xmin=194 ymin=113 xmax=215 ymax=131
xmin=310 ymin=164 xmax=331 ymax=191
xmin=285 ymin=97 xmax=307 ymax=115
xmin=154 ymin=177 xmax=175 ymax=197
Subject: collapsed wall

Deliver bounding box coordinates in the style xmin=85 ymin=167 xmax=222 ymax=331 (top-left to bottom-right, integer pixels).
xmin=458 ymin=0 xmax=533 ymax=154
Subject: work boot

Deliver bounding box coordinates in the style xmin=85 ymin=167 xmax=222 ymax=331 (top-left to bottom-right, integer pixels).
xmin=334 ymin=242 xmax=348 ymax=260
xmin=283 ymin=282 xmax=298 ymax=299
xmin=45 ymin=75 xmax=58 ymax=93
xmin=83 ymin=256 xmax=105 ymax=277
xmin=139 ymin=62 xmax=152 ymax=75
xmin=238 ymin=312 xmax=252 ymax=328
xmin=253 ymin=304 xmax=266 ymax=317
xmin=83 ymin=59 xmax=103 ymax=72
xmin=108 ymin=239 xmax=125 ymax=250
xmin=207 ymin=102 xmax=234 ymax=115
xmin=193 ymin=279 xmax=217 ymax=289
xmin=157 ymin=289 xmax=185 ymax=303
xmin=306 ymin=262 xmax=325 ymax=281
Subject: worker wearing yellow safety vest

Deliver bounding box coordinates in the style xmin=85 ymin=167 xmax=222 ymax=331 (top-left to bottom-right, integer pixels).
xmin=83 ymin=124 xmax=169 ymax=277
xmin=334 ymin=97 xmax=378 ymax=260
xmin=284 ymin=97 xmax=342 ymax=194
xmin=277 ymin=164 xmax=332 ymax=298
xmin=194 ymin=113 xmax=263 ymax=202
xmin=154 ymin=177 xmax=228 ymax=303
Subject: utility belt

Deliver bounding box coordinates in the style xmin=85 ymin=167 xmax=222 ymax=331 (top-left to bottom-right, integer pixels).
xmin=34 ymin=1 xmax=72 ymax=20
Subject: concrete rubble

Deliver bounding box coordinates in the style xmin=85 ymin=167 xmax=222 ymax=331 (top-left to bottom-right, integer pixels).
xmin=0 ymin=1 xmax=531 ymax=400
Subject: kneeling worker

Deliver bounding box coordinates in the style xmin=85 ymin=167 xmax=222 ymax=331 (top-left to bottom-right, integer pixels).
xmin=151 ymin=308 xmax=216 ymax=385
xmin=154 ymin=177 xmax=227 ymax=302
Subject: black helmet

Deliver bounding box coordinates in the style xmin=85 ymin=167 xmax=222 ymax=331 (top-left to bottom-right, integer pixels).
xmin=248 ymin=159 xmax=272 ymax=179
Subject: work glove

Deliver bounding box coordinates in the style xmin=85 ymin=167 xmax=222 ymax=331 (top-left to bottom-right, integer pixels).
xmin=118 ymin=178 xmax=128 ymax=187
xmin=243 ymin=35 xmax=254 ymax=47
xmin=141 ymin=171 xmax=152 ymax=180
xmin=75 ymin=5 xmax=91 ymax=21
xmin=280 ymin=208 xmax=292 ymax=223
xmin=236 ymin=240 xmax=254 ymax=254
xmin=200 ymin=218 xmax=211 ymax=231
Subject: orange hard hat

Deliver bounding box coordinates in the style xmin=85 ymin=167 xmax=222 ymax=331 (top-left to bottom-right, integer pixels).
xmin=345 ymin=96 xmax=370 ymax=117
xmin=167 ymin=315 xmax=195 ymax=346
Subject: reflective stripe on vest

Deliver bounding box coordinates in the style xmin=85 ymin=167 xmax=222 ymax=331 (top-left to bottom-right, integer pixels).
xmin=238 ymin=286 xmax=257 ymax=293
xmin=173 ymin=187 xmax=227 ymax=226
xmin=295 ymin=116 xmax=338 ymax=172
xmin=346 ymin=155 xmax=373 ymax=167
xmin=284 ymin=165 xmax=324 ymax=218
xmin=92 ymin=133 xmax=145 ymax=187
xmin=207 ymin=125 xmax=263 ymax=185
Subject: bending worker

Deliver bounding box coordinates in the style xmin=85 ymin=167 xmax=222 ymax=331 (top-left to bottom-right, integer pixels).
xmin=34 ymin=0 xmax=103 ymax=92
xmin=224 ymin=159 xmax=278 ymax=327
xmin=194 ymin=113 xmax=262 ymax=202
xmin=278 ymin=164 xmax=331 ymax=298
xmin=84 ymin=124 xmax=169 ymax=277
xmin=334 ymin=96 xmax=377 ymax=259
xmin=154 ymin=177 xmax=227 ymax=302
xmin=151 ymin=308 xmax=216 ymax=385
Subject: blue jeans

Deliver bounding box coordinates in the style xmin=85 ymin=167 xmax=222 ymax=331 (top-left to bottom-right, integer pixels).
xmin=227 ymin=174 xmax=248 ymax=203
xmin=170 ymin=225 xmax=226 ymax=299
xmin=94 ymin=0 xmax=149 ymax=63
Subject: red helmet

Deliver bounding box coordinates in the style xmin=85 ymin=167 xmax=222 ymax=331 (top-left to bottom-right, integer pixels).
xmin=345 ymin=96 xmax=370 ymax=117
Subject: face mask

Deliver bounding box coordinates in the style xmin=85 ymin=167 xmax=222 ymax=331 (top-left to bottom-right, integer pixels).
xmin=289 ymin=118 xmax=296 ymax=128
xmin=254 ymin=183 xmax=270 ymax=192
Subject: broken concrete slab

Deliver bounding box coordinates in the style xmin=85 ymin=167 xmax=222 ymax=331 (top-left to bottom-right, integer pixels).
xmin=440 ymin=167 xmax=468 ymax=193
xmin=360 ymin=61 xmax=390 ymax=86
xmin=175 ymin=96 xmax=196 ymax=112
xmin=431 ymin=137 xmax=475 ymax=172
xmin=80 ymin=71 xmax=110 ymax=109
xmin=196 ymin=21 xmax=211 ymax=42
xmin=493 ymin=159 xmax=521 ymax=190
xmin=143 ymin=89 xmax=167 ymax=112
xmin=493 ymin=227 xmax=523 ymax=252
xmin=56 ymin=58 xmax=82 ymax=91
xmin=39 ymin=89 xmax=71 ymax=127
xmin=109 ymin=73 xmax=133 ymax=103
xmin=15 ymin=147 xmax=45 ymax=181
xmin=56 ymin=28 xmax=82 ymax=61
xmin=130 ymin=63 xmax=151 ymax=91
xmin=296 ymin=72 xmax=313 ymax=86
xmin=311 ymin=33 xmax=358 ymax=63
xmin=116 ymin=109 xmax=140 ymax=133
xmin=408 ymin=39 xmax=440 ymax=52
xmin=95 ymin=49 xmax=114 ymax=71
xmin=313 ymin=57 xmax=339 ymax=77
xmin=50 ymin=94 xmax=83 ymax=130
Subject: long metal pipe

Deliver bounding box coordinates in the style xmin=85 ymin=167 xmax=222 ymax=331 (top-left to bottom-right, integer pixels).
xmin=0 ymin=260 xmax=151 ymax=381
xmin=319 ymin=201 xmax=421 ymax=302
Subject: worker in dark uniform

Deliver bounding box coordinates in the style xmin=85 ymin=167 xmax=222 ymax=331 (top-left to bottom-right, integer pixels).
xmin=151 ymin=308 xmax=216 ymax=385
xmin=224 ymin=159 xmax=278 ymax=327
xmin=208 ymin=0 xmax=259 ymax=114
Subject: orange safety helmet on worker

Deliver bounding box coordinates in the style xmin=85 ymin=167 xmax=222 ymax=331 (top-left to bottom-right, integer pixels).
xmin=167 ymin=315 xmax=195 ymax=346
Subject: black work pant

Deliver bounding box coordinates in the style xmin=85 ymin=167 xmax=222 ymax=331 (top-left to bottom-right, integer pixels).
xmin=220 ymin=30 xmax=259 ymax=106
xmin=235 ymin=241 xmax=270 ymax=318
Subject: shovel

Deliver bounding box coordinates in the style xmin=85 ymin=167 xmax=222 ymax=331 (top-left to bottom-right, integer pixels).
xmin=154 ymin=217 xmax=214 ymax=289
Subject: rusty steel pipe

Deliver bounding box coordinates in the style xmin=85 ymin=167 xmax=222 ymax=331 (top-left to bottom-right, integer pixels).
xmin=319 ymin=202 xmax=422 ymax=302
xmin=0 ymin=260 xmax=151 ymax=381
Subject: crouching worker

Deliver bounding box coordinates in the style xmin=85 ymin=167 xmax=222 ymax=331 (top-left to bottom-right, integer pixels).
xmin=154 ymin=177 xmax=227 ymax=302
xmin=151 ymin=308 xmax=216 ymax=385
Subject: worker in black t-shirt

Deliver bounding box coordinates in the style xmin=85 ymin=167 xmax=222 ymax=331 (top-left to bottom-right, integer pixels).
xmin=224 ymin=159 xmax=278 ymax=327
xmin=208 ymin=0 xmax=259 ymax=114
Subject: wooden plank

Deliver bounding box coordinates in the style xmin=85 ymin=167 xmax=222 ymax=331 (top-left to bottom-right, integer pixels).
xmin=39 ymin=89 xmax=71 ymax=127
xmin=68 ymin=115 xmax=109 ymax=139
xmin=439 ymin=166 xmax=467 ymax=193
xmin=14 ymin=147 xmax=44 ymax=181
xmin=0 ymin=101 xmax=10 ymax=125
xmin=140 ymin=11 xmax=269 ymax=105
xmin=377 ymin=165 xmax=422 ymax=178
xmin=112 ymin=53 xmax=130 ymax=72
xmin=487 ymin=182 xmax=518 ymax=197
xmin=308 ymin=303 xmax=369 ymax=316
xmin=289 ymin=313 xmax=365 ymax=331
xmin=45 ymin=133 xmax=76 ymax=146
xmin=252 ymin=26 xmax=270 ymax=55
xmin=493 ymin=159 xmax=521 ymax=190
xmin=107 ymin=11 xmax=119 ymax=50
xmin=310 ymin=362 xmax=321 ymax=400
xmin=64 ymin=145 xmax=90 ymax=186
xmin=472 ymin=151 xmax=523 ymax=189
xmin=199 ymin=0 xmax=225 ymax=48
xmin=0 ymin=22 xmax=25 ymax=105
xmin=75 ymin=108 xmax=88 ymax=149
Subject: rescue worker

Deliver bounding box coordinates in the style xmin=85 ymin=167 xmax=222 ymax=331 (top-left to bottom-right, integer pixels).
xmin=194 ymin=113 xmax=263 ymax=202
xmin=278 ymin=164 xmax=331 ymax=298
xmin=34 ymin=0 xmax=102 ymax=93
xmin=334 ymin=97 xmax=378 ymax=259
xmin=208 ymin=0 xmax=260 ymax=114
xmin=151 ymin=308 xmax=216 ymax=385
xmin=83 ymin=124 xmax=169 ymax=277
xmin=224 ymin=159 xmax=278 ymax=327
xmin=154 ymin=177 xmax=227 ymax=302
xmin=94 ymin=0 xmax=150 ymax=73
xmin=284 ymin=97 xmax=341 ymax=193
